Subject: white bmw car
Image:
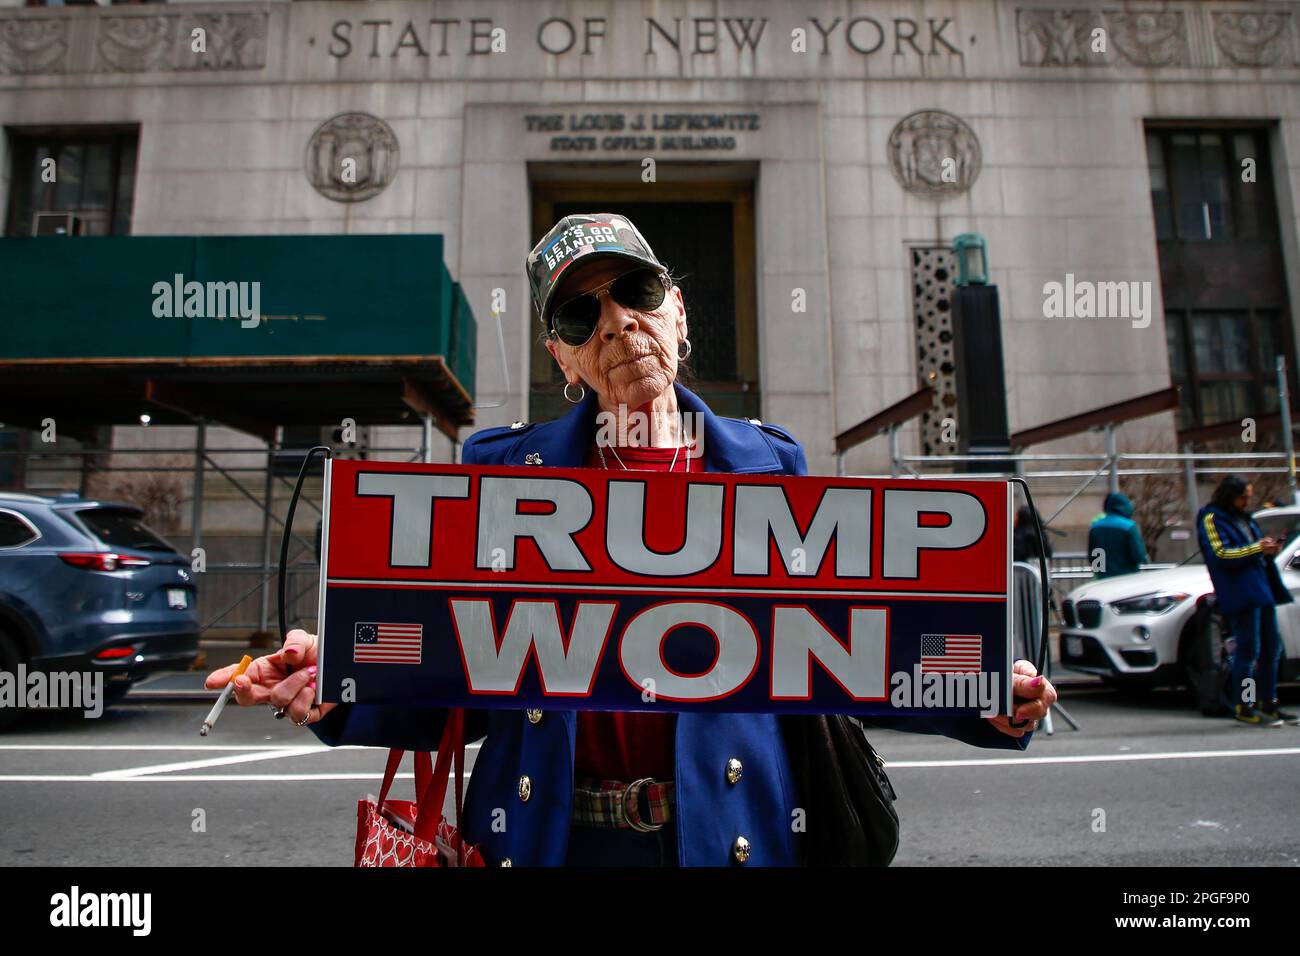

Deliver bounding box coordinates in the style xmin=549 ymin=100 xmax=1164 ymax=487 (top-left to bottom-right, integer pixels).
xmin=1059 ymin=505 xmax=1300 ymax=712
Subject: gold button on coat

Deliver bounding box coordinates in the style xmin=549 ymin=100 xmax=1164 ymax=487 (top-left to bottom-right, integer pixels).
xmin=526 ymin=709 xmax=543 ymax=724
xmin=725 ymin=758 xmax=743 ymax=784
xmin=518 ymin=775 xmax=532 ymax=802
xmin=733 ymin=836 xmax=751 ymax=863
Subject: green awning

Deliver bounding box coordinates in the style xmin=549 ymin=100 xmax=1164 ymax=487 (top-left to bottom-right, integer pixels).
xmin=0 ymin=235 xmax=476 ymax=440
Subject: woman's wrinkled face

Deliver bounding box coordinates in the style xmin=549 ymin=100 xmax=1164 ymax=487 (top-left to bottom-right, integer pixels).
xmin=544 ymin=259 xmax=687 ymax=410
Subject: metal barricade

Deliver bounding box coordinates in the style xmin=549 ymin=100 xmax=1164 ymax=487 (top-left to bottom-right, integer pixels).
xmin=1013 ymin=560 xmax=1080 ymax=734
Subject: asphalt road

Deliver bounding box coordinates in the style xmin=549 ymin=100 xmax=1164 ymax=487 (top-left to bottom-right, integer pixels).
xmin=2 ymin=682 xmax=1298 ymax=867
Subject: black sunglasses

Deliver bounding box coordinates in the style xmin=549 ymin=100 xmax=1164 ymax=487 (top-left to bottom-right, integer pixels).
xmin=547 ymin=268 xmax=672 ymax=347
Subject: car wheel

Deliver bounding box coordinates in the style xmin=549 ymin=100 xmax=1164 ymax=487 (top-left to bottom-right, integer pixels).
xmin=1183 ymin=607 xmax=1231 ymax=717
xmin=0 ymin=631 xmax=23 ymax=732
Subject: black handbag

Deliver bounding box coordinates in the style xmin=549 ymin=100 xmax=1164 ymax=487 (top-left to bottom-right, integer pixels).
xmin=781 ymin=714 xmax=900 ymax=867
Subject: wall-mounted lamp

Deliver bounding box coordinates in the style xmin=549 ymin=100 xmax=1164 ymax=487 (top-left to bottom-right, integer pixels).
xmin=952 ymin=232 xmax=989 ymax=287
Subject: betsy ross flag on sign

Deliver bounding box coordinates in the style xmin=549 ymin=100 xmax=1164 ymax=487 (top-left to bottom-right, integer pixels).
xmin=920 ymin=634 xmax=982 ymax=673
xmin=353 ymin=622 xmax=423 ymax=664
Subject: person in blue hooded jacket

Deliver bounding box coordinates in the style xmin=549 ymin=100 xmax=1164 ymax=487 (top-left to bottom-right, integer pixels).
xmin=205 ymin=213 xmax=1058 ymax=866
xmin=1087 ymin=491 xmax=1149 ymax=578
xmin=1197 ymin=474 xmax=1298 ymax=727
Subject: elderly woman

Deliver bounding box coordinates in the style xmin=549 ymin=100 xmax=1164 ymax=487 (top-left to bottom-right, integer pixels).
xmin=206 ymin=212 xmax=1057 ymax=866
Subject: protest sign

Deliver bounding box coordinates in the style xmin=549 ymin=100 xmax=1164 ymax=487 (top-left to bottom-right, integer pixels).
xmin=317 ymin=461 xmax=1013 ymax=717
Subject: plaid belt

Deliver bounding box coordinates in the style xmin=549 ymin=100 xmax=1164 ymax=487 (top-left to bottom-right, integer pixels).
xmin=572 ymin=777 xmax=674 ymax=831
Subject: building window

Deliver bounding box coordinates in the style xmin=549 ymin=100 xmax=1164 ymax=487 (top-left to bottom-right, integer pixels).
xmin=1146 ymin=125 xmax=1291 ymax=431
xmin=1145 ymin=128 xmax=1277 ymax=243
xmin=4 ymin=129 xmax=139 ymax=237
xmin=1166 ymin=309 xmax=1287 ymax=430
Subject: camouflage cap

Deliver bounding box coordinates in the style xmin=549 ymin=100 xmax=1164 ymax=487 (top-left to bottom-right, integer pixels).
xmin=526 ymin=213 xmax=666 ymax=327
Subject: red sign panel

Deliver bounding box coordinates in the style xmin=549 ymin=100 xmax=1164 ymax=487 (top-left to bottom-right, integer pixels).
xmin=317 ymin=461 xmax=1013 ymax=717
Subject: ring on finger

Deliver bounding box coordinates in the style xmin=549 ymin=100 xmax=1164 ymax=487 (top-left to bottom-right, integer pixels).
xmin=270 ymin=704 xmax=287 ymax=719
xmin=294 ymin=707 xmax=316 ymax=727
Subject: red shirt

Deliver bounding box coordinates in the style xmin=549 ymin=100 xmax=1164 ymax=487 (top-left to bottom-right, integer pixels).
xmin=573 ymin=441 xmax=693 ymax=782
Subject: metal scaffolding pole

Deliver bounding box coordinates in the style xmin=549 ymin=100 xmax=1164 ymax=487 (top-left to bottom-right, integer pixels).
xmin=204 ymin=453 xmax=316 ymax=552
xmin=256 ymin=428 xmax=280 ymax=637
xmin=1279 ymin=356 xmax=1298 ymax=506
xmin=422 ymin=414 xmax=434 ymax=464
xmin=1182 ymin=442 xmax=1200 ymax=539
xmin=190 ymin=420 xmax=206 ymax=557
xmin=1105 ymin=423 xmax=1119 ymax=494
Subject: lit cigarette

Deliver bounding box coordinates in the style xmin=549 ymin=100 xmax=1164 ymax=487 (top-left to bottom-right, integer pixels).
xmin=199 ymin=655 xmax=253 ymax=737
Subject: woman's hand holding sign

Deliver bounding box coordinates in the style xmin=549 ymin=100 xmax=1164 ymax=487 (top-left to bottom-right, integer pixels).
xmin=203 ymin=629 xmax=333 ymax=727
xmin=985 ymin=659 xmax=1057 ymax=738
xmin=207 ymin=634 xmax=1054 ymax=737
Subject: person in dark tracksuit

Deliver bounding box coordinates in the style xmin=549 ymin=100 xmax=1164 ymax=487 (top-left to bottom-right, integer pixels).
xmin=1197 ymin=474 xmax=1299 ymax=727
xmin=1088 ymin=492 xmax=1148 ymax=578
xmin=1013 ymin=505 xmax=1053 ymax=563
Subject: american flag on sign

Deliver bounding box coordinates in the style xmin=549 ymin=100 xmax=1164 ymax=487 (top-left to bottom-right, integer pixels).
xmin=353 ymin=622 xmax=423 ymax=665
xmin=920 ymin=634 xmax=982 ymax=673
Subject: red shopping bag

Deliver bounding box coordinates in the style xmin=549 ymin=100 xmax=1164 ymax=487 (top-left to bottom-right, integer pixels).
xmin=355 ymin=709 xmax=484 ymax=867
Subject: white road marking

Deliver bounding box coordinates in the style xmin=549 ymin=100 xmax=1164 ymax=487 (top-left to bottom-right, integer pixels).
xmin=0 ymin=773 xmax=472 ymax=783
xmin=0 ymin=745 xmax=1296 ymax=783
xmin=0 ymin=744 xmax=340 ymax=752
xmin=887 ymin=746 xmax=1300 ymax=768
xmin=0 ymin=743 xmax=481 ymax=752
xmin=93 ymin=747 xmax=328 ymax=778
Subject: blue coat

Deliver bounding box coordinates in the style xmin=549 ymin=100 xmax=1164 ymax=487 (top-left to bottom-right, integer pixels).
xmin=311 ymin=384 xmax=1031 ymax=865
xmin=1087 ymin=492 xmax=1148 ymax=578
xmin=1196 ymin=504 xmax=1292 ymax=617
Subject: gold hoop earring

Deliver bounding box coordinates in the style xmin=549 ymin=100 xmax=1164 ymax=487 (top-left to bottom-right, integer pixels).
xmin=563 ymin=381 xmax=586 ymax=404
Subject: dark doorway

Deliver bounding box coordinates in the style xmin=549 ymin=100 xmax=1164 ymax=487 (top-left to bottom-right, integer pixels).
xmin=529 ymin=173 xmax=758 ymax=423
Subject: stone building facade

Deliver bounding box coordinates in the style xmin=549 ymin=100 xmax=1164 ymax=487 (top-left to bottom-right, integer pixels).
xmin=2 ymin=0 xmax=1297 ymax=522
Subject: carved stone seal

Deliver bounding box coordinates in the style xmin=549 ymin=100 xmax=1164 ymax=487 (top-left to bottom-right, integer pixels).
xmin=887 ymin=110 xmax=981 ymax=199
xmin=305 ymin=112 xmax=400 ymax=203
